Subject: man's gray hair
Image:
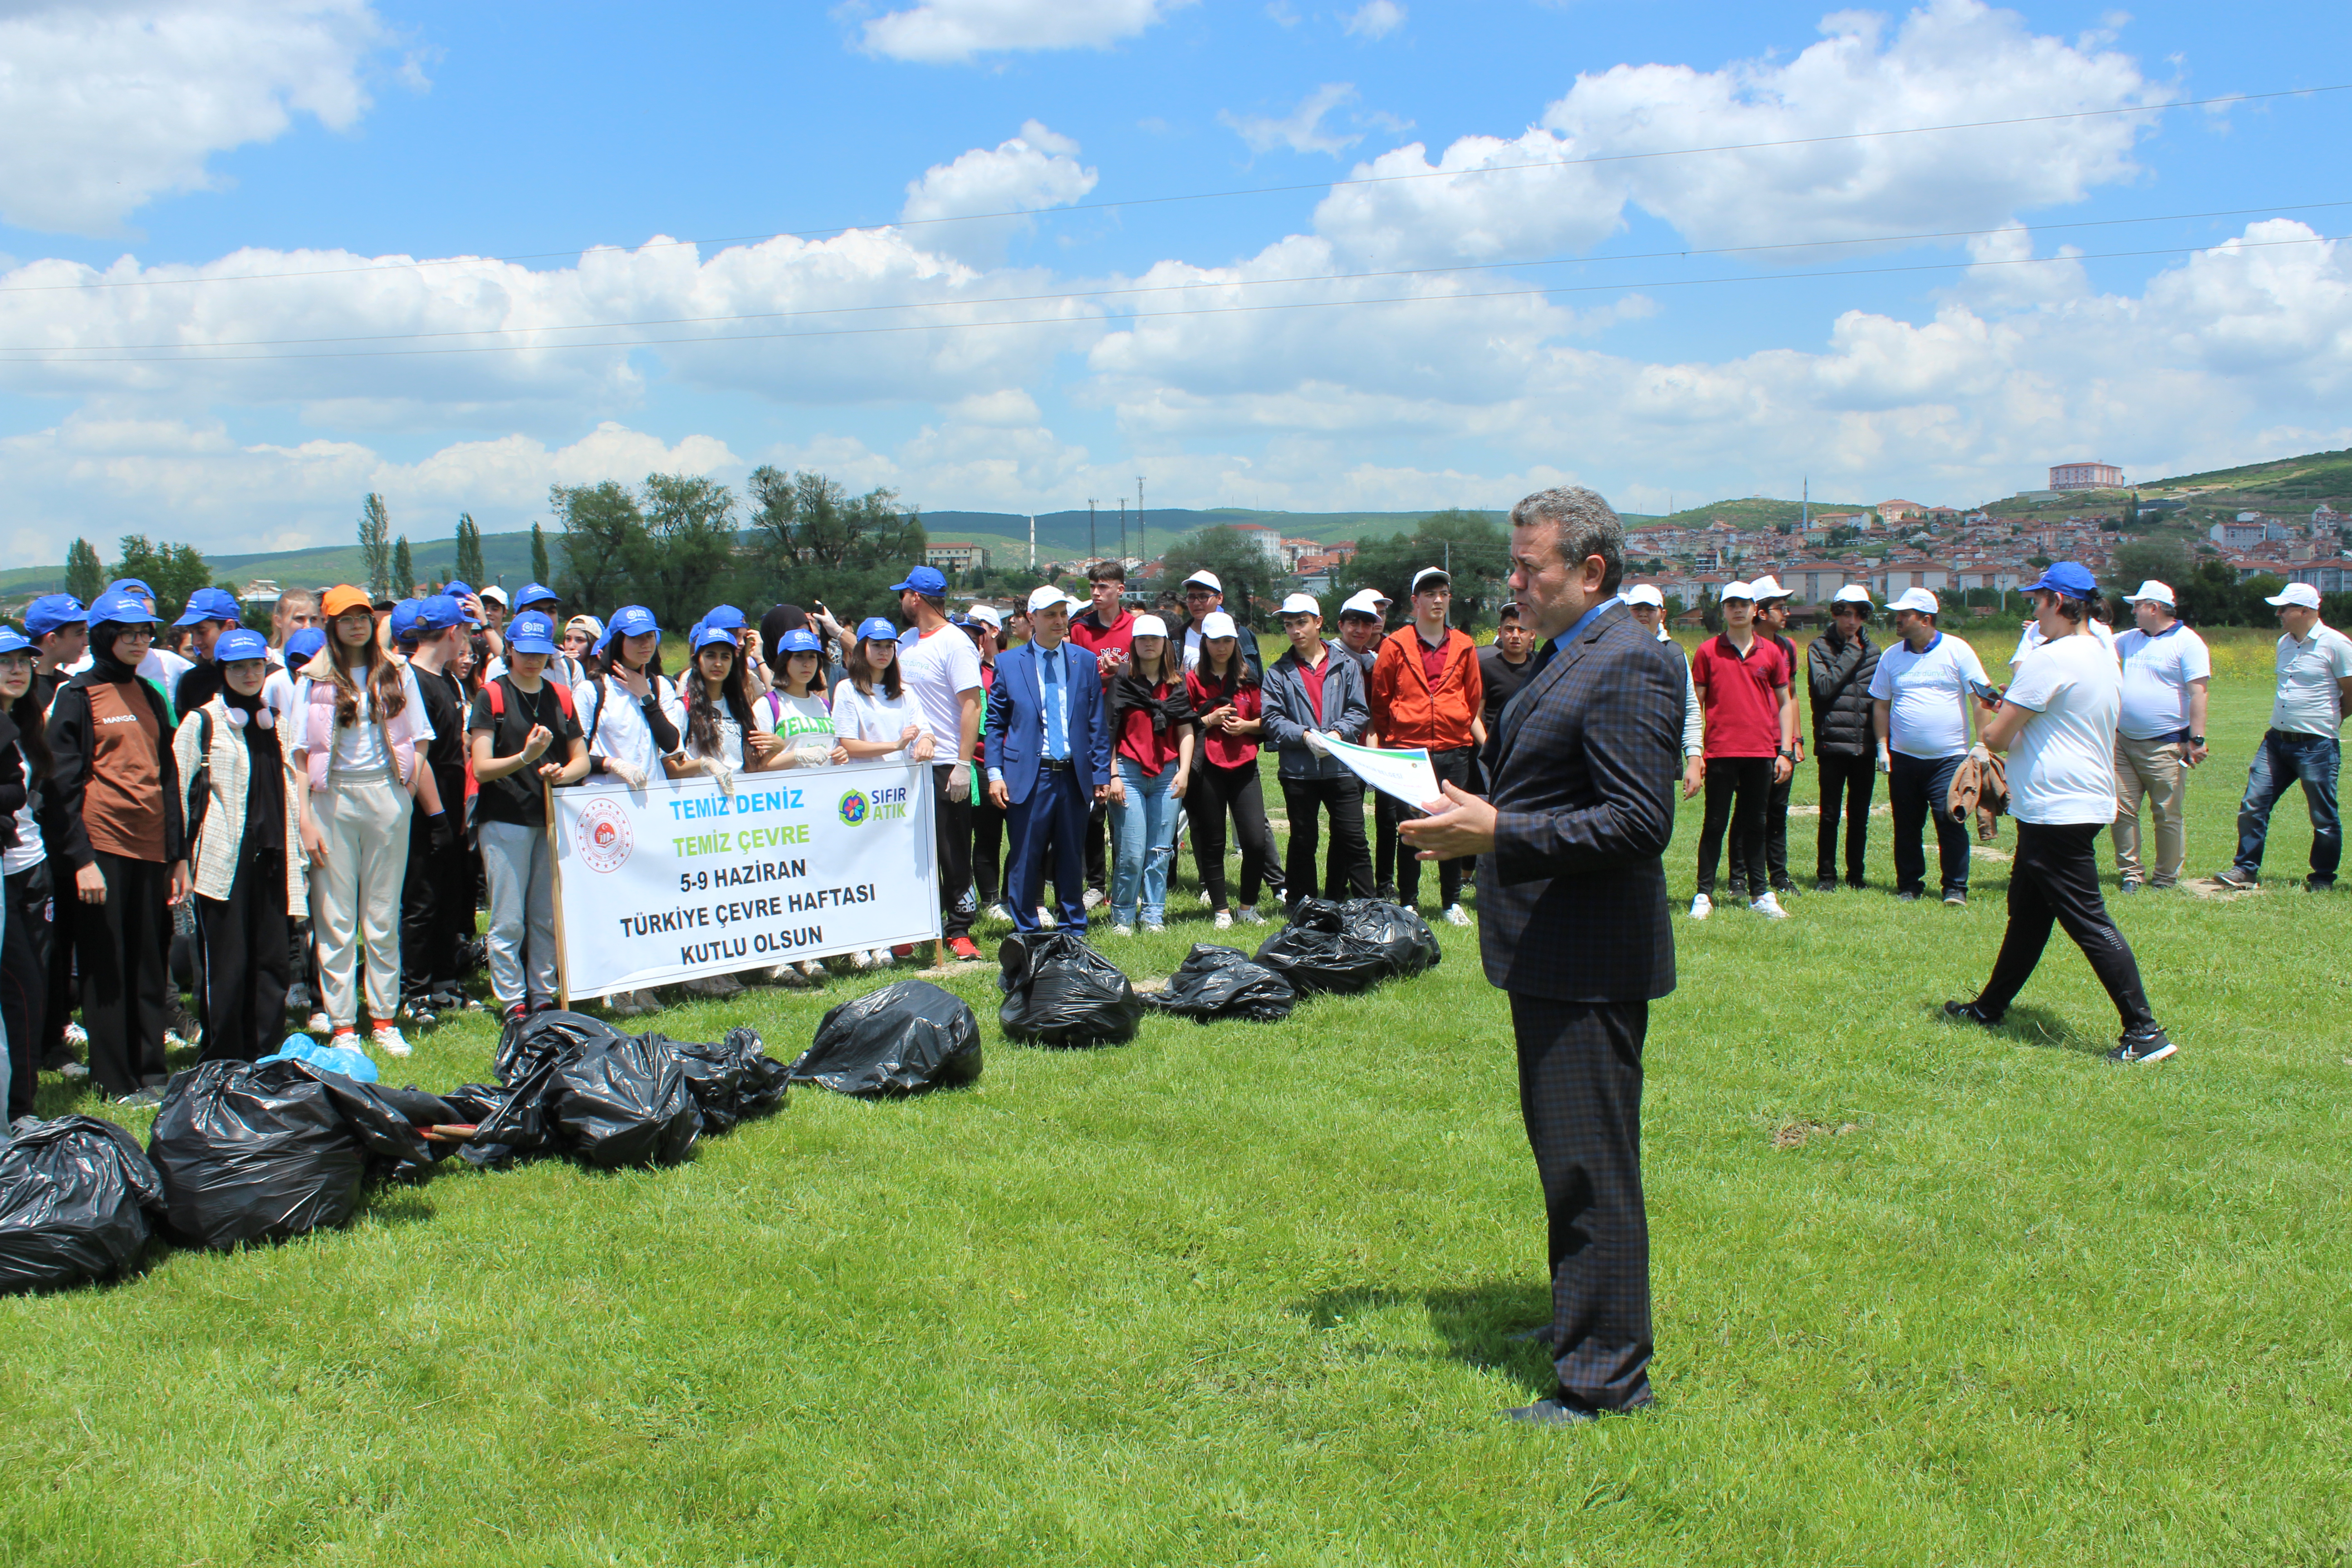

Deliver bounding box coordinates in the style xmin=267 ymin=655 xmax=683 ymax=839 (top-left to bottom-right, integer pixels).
xmin=1509 ymin=485 xmax=1625 ymax=593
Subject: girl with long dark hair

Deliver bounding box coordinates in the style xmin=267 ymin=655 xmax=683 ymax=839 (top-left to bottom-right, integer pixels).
xmin=1 ymin=626 xmax=56 ymax=1118
xmin=831 ymin=620 xmax=934 ymax=970
xmin=1107 ymin=614 xmax=1195 ymax=934
xmin=1184 ymin=611 xmax=1277 ymax=928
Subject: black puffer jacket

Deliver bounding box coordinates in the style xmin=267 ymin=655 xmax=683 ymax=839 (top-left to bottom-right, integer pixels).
xmin=1808 ymin=628 xmax=1879 ymax=757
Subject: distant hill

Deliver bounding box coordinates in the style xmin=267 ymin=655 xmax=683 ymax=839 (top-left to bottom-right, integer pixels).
xmin=1634 ymin=497 xmax=1871 ymax=532
xmin=1 ymin=528 xmax=546 ymax=600
xmin=2138 ymin=448 xmax=2352 ymax=503
xmin=918 ymin=506 xmax=1500 ymax=559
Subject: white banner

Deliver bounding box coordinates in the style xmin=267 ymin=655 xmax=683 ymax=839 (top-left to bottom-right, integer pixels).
xmin=548 ymin=760 xmax=941 ymax=1001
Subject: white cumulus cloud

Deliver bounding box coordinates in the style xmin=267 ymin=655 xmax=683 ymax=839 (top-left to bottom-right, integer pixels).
xmin=0 ymin=0 xmax=394 ymax=236
xmin=1343 ymin=1 xmax=1405 ymax=41
xmin=900 ymin=121 xmax=1099 ymax=263
xmin=850 ymin=0 xmax=1193 ymax=64
xmin=1220 ymin=83 xmax=1370 ymax=157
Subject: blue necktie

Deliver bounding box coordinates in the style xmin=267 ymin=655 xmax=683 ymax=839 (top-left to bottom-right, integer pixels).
xmin=1042 ymin=647 xmax=1067 ymax=760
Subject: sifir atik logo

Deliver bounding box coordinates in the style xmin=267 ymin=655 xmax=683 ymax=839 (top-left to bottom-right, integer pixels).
xmin=836 ymin=790 xmax=868 ymax=827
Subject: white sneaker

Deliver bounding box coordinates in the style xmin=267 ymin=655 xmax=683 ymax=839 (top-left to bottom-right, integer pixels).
xmin=1689 ymin=894 xmax=1713 ymax=920
xmin=1749 ymin=892 xmax=1789 ymax=920
xmin=306 ymin=1011 xmax=331 ymax=1034
xmin=1443 ymin=903 xmax=1472 ymax=926
xmin=1198 ymin=891 xmax=1214 ymax=909
xmin=1213 ymin=909 xmax=1234 ymax=930
xmin=1082 ymin=888 xmax=1105 ymax=910
xmin=63 ymin=1021 xmax=90 ymax=1048
xmin=682 ymin=973 xmax=745 ymax=998
xmin=607 ymin=990 xmax=653 ymax=1018
xmin=372 ymin=1025 xmax=413 ymax=1058
xmin=1037 ymin=906 xmax=1058 ymax=929
xmin=796 ymin=960 xmax=828 ymax=984
xmin=1110 ymin=923 xmax=1135 ymax=938
xmin=848 ymin=948 xmax=877 ymax=970
xmin=983 ymin=902 xmax=1010 ymax=924
xmin=1142 ymin=919 xmax=1166 ymax=934
xmin=767 ymin=963 xmax=811 ymax=989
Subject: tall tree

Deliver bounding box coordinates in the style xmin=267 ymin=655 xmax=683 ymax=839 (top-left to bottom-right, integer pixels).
xmin=530 ymin=521 xmax=551 ymax=585
xmin=454 ymin=512 xmax=486 ymax=586
xmin=742 ymin=465 xmax=927 ymax=617
xmin=549 ymin=480 xmax=647 ymax=614
xmin=392 ymin=535 xmax=415 ymax=596
xmin=65 ymin=538 xmax=105 ymax=603
xmin=357 ymin=493 xmax=392 ymax=600
xmin=1339 ymin=509 xmax=1511 ymax=630
xmin=113 ymin=535 xmax=211 ymax=619
xmin=1156 ymin=526 xmax=1293 ymax=629
xmin=627 ymin=472 xmax=741 ymax=628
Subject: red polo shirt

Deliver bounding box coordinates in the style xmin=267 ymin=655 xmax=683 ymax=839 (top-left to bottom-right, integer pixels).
xmin=1690 ymin=632 xmax=1790 ymax=758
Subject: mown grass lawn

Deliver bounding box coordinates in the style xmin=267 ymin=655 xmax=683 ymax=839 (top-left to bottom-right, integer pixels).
xmin=5 ymin=636 xmax=2348 ymax=1566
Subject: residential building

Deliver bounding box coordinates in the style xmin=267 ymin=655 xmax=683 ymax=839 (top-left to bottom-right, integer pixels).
xmin=925 ymin=542 xmax=990 ymax=573
xmin=1878 ymin=499 xmax=1931 ymax=522
xmin=2050 ymin=461 xmax=2124 ymax=490
xmin=2286 ymin=559 xmax=2352 ymax=595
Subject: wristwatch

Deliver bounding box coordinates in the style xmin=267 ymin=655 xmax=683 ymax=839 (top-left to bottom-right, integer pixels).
xmin=2188 ymin=734 xmax=2205 ymax=746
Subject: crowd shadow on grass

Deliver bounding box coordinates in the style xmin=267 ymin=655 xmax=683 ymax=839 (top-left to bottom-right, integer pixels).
xmin=1289 ymin=1280 xmax=1558 ymax=1396
xmin=1935 ymin=1001 xmax=2110 ymax=1058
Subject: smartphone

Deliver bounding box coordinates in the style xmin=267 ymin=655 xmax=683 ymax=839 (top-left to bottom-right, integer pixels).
xmin=1969 ymin=678 xmax=2003 ymax=704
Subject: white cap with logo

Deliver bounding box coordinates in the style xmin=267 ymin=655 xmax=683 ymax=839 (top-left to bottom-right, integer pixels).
xmin=1184 ymin=569 xmax=1222 ymax=593
xmin=1027 ymin=583 xmax=1067 ymax=612
xmin=966 ymin=603 xmax=1004 ymax=630
xmin=1720 ymin=580 xmax=1755 ymax=602
xmin=1746 ymin=574 xmax=1788 ymax=601
xmin=2265 ymin=582 xmax=2322 ymax=609
xmin=1199 ymin=610 xmax=1238 ymax=638
xmin=1888 ymin=587 xmax=1940 ymax=615
xmin=2122 ymin=579 xmax=2175 ymax=607
xmin=1279 ymin=591 xmax=1322 ymax=616
xmin=1411 ymin=566 xmax=1450 ymax=594
xmin=1339 ymin=588 xmax=1385 ymax=619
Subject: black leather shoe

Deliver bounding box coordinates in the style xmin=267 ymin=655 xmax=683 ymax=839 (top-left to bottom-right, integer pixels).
xmin=1503 ymin=1397 xmax=1596 ymax=1426
xmin=1505 ymin=1324 xmax=1558 ymax=1347
xmin=1942 ymin=1000 xmax=1997 ymax=1027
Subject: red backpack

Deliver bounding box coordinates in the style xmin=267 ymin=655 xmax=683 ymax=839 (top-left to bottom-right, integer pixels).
xmin=465 ymin=673 xmax=577 ymax=815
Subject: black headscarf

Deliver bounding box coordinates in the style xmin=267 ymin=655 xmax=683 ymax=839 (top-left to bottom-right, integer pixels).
xmin=87 ymin=621 xmax=144 ymax=684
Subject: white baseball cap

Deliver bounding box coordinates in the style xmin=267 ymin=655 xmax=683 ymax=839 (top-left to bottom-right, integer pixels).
xmin=1747 ymin=574 xmax=1789 ymax=601
xmin=1279 ymin=591 xmax=1322 ymax=616
xmin=1131 ymin=613 xmax=1169 ymax=639
xmin=479 ymin=585 xmax=510 ymax=607
xmin=1411 ymin=566 xmax=1450 ymax=594
xmin=1199 ymin=610 xmax=1238 ymax=638
xmin=2122 ymin=579 xmax=2175 ymax=607
xmin=1623 ymin=584 xmax=1665 ymax=608
xmin=1889 ymin=587 xmax=1940 ymax=615
xmin=2265 ymin=582 xmax=2322 ymax=609
xmin=1339 ymin=588 xmax=1385 ymax=620
xmin=966 ymin=603 xmax=1004 ymax=631
xmin=1026 ymin=583 xmax=1067 ymax=612
xmin=1720 ymin=580 xmax=1755 ymax=602
xmin=1832 ymin=583 xmax=1873 ymax=607
xmin=1184 ymin=570 xmax=1222 ymax=593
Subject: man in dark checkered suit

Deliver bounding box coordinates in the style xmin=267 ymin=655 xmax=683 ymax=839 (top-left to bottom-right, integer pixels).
xmin=1402 ymin=485 xmax=1684 ymax=1424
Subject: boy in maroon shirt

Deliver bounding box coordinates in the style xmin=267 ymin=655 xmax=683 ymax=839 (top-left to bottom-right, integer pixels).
xmin=1688 ymin=583 xmax=1796 ymax=919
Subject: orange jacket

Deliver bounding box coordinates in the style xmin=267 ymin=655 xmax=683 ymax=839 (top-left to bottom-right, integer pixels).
xmin=1368 ymin=624 xmax=1484 ymax=750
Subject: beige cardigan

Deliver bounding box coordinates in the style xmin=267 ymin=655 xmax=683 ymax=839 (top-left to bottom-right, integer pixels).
xmin=173 ymin=697 xmax=308 ymax=912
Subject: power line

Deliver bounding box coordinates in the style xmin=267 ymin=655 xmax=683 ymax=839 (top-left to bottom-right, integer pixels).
xmin=4 ymin=82 xmax=2343 ymax=297
xmin=15 ymin=197 xmax=2342 ymax=356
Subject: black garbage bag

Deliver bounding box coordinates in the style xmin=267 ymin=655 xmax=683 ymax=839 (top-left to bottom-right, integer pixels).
xmin=495 ymin=1008 xmax=631 ymax=1087
xmin=439 ymin=1083 xmax=509 ymax=1123
xmin=642 ymin=1026 xmax=790 ymax=1136
xmin=792 ymin=980 xmax=982 ymax=1097
xmin=1149 ymin=943 xmax=1298 ymax=1023
xmin=0 ymin=1117 xmax=167 ymax=1294
xmin=372 ymin=1085 xmax=460 ymax=1127
xmin=148 ymin=1059 xmax=433 ymax=1251
xmin=1254 ymin=897 xmax=1441 ymax=996
xmin=466 ymin=1032 xmax=701 ymax=1169
xmin=997 ymin=930 xmax=1144 ymax=1046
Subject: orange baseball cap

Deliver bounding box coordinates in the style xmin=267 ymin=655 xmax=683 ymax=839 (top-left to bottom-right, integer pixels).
xmin=321 ymin=584 xmax=372 ymax=618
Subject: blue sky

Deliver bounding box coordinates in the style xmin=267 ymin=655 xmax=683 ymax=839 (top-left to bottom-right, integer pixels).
xmin=2 ymin=0 xmax=2347 ymax=562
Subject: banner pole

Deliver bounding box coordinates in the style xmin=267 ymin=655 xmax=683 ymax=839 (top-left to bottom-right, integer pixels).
xmin=546 ymin=776 xmax=569 ymax=1011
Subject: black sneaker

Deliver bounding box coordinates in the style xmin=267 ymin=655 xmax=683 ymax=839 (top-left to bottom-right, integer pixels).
xmin=2108 ymin=1025 xmax=2176 ymax=1064
xmin=1725 ymin=880 xmax=1749 ymax=900
xmin=1942 ymin=889 xmax=1968 ymax=907
xmin=1813 ymin=877 xmax=1838 ymax=893
xmin=1942 ymin=1000 xmax=1998 ymax=1027
xmin=1895 ymin=889 xmax=1923 ymax=902
xmin=1375 ymin=882 xmax=1399 ymax=904
xmin=2307 ymin=877 xmax=2337 ymax=893
xmin=2213 ymin=867 xmax=2256 ymax=891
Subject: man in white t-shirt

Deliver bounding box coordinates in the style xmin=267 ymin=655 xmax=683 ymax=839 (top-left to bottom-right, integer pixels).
xmin=2111 ymin=579 xmax=2210 ymax=891
xmin=892 ymin=564 xmax=985 ymax=959
xmin=1867 ymin=588 xmax=1987 ymax=904
xmin=1945 ymin=564 xmax=2173 ymax=1065
xmin=2216 ymin=581 xmax=2352 ymax=891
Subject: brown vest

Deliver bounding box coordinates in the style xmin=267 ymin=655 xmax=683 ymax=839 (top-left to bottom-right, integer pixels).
xmin=83 ymin=680 xmax=166 ymax=862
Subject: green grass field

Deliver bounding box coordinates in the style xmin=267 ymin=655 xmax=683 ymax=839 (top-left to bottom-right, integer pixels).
xmin=5 ymin=641 xmax=2349 ymax=1566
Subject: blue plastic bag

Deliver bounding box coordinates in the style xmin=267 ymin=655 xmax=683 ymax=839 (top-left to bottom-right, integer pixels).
xmin=255 ymin=1034 xmax=379 ymax=1083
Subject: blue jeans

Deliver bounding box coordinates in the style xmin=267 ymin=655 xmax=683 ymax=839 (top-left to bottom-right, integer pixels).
xmin=2234 ymin=729 xmax=2342 ymax=885
xmin=1112 ymin=758 xmax=1180 ymax=924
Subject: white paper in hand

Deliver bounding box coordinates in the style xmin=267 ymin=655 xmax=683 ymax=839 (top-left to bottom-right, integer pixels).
xmin=1320 ymin=734 xmax=1443 ymax=811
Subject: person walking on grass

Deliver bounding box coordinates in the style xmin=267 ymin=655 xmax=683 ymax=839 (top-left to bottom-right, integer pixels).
xmin=1945 ymin=564 xmax=2174 ymax=1065
xmin=988 ymin=586 xmax=1118 ymax=936
xmin=2215 ymin=581 xmax=2352 ymax=892
xmin=1399 ymin=484 xmax=1681 ymax=1426
xmin=1262 ymin=593 xmax=1374 ymax=908
xmin=1724 ymin=577 xmax=1802 ymax=902
xmin=1809 ymin=586 xmax=1881 ymax=891
xmin=2112 ymin=580 xmax=2210 ymax=893
xmin=1687 ymin=583 xmax=1795 ymax=921
xmin=1368 ymin=567 xmax=1485 ymax=926
xmin=1187 ymin=611 xmax=1279 ymax=930
xmin=467 ymin=611 xmax=588 ymax=1027
xmin=1105 ymin=615 xmax=1194 ymax=935
xmin=1869 ymin=587 xmax=1987 ymax=907
xmin=1625 ymin=586 xmax=1705 ymax=797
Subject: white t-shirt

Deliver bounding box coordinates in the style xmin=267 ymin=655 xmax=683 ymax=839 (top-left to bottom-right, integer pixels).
xmin=289 ymin=666 xmax=435 ymax=774
xmin=577 ymin=674 xmax=682 ymax=778
xmin=831 ymin=680 xmax=928 ymax=763
xmin=4 ymin=742 xmax=41 ymax=875
xmin=2271 ymin=623 xmax=2352 ymax=737
xmin=1867 ymin=632 xmax=1987 ymax=759
xmin=895 ymin=625 xmax=980 ymax=760
xmin=677 ymin=685 xmax=772 ymax=768
xmin=2011 ymin=618 xmax=2116 ymax=666
xmin=2004 ymin=632 xmax=2124 ymax=825
xmin=768 ymin=690 xmax=838 ymax=768
xmin=2114 ymin=623 xmax=2212 ymax=740
xmin=262 ymin=666 xmax=300 ymax=730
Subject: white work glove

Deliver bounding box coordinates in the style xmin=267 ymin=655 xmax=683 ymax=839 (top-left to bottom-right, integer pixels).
xmin=706 ymin=756 xmax=738 ymax=798
xmin=948 ymin=761 xmax=971 ymax=803
xmin=603 ymin=758 xmax=647 ymax=790
xmin=1303 ymin=730 xmax=1333 ymax=759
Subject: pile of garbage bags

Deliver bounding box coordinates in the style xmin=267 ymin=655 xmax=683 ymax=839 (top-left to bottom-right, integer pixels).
xmin=792 ymin=980 xmax=983 ymax=1096
xmin=998 ymin=930 xmax=1144 ymax=1046
xmin=0 ymin=1116 xmax=166 ymax=1293
xmin=1252 ymin=898 xmax=1442 ymax=995
xmin=1149 ymin=944 xmax=1297 ymax=1023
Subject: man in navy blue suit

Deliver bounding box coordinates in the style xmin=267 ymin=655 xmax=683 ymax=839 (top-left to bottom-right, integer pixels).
xmin=987 ymin=585 xmax=1122 ymax=932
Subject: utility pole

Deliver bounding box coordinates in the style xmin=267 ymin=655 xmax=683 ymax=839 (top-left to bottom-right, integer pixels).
xmin=1136 ymin=476 xmax=1147 ymax=565
xmin=1118 ymin=498 xmax=1127 ymax=561
xmin=1029 ymin=514 xmax=1036 ymax=571
xmin=1802 ymin=475 xmax=1809 ymax=534
xmin=1088 ymin=498 xmax=1098 ymax=561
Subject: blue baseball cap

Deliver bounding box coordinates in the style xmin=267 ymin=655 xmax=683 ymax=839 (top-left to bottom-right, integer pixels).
xmin=24 ymin=594 xmax=87 ymax=637
xmin=0 ymin=627 xmax=32 ymax=657
xmin=856 ymin=616 xmax=899 ymax=645
xmin=776 ymin=627 xmax=822 ymax=656
xmin=889 ymin=565 xmax=948 ymax=596
xmin=513 ymin=581 xmax=560 ymax=611
xmin=285 ymin=628 xmax=327 ymax=662
xmin=2022 ymin=561 xmax=2099 ymax=599
xmin=104 ymin=578 xmax=156 ymax=603
xmin=412 ymin=594 xmax=465 ymax=634
xmin=387 ymin=599 xmax=424 ymax=643
xmin=443 ymin=577 xmax=475 ymax=599
xmin=607 ymin=604 xmax=660 ymax=640
xmin=89 ymin=589 xmax=159 ymax=626
xmin=215 ymin=628 xmax=269 ymax=663
xmin=505 ymin=611 xmax=559 ymax=656
xmin=691 ymin=623 xmax=740 ymax=653
xmin=174 ymin=586 xmax=242 ymax=627
xmin=700 ymin=603 xmax=747 ymax=632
